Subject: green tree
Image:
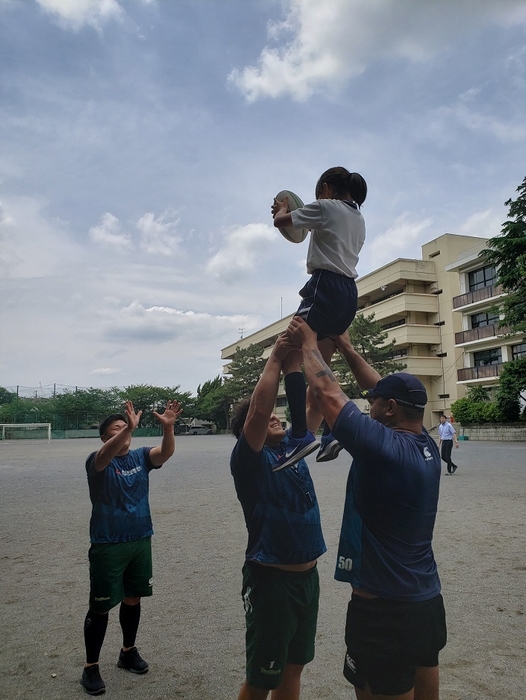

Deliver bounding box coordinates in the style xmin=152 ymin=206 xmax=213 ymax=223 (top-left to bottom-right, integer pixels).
xmin=495 ymin=359 xmax=526 ymax=422
xmin=332 ymin=313 xmax=407 ymax=396
xmin=194 ymin=376 xmax=232 ymax=430
xmin=0 ymin=387 xmax=16 ymax=405
xmin=52 ymin=387 xmax=122 ymax=429
xmin=466 ymin=385 xmax=491 ymax=402
xmin=484 ymin=176 xmax=526 ymax=334
xmin=121 ymin=385 xmax=193 ymax=427
xmin=224 ymin=343 xmax=267 ymax=402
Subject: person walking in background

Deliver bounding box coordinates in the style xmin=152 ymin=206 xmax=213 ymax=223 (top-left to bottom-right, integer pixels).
xmin=438 ymin=414 xmax=459 ymax=475
xmin=81 ymin=399 xmax=182 ymax=696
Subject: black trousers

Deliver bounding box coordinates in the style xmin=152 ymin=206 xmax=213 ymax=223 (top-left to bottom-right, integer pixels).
xmin=440 ymin=440 xmax=457 ymax=474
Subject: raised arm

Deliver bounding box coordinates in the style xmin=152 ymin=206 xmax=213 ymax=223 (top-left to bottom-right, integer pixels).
xmin=243 ymin=335 xmax=293 ymax=452
xmin=271 ymin=196 xmax=293 ymax=231
xmin=334 ymin=330 xmax=382 ymax=391
xmin=288 ymin=318 xmax=350 ymax=429
xmin=94 ymin=401 xmax=142 ymax=472
xmin=149 ymin=400 xmax=183 ymax=467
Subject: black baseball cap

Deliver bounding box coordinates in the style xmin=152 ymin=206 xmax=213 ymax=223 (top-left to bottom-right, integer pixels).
xmin=360 ymin=373 xmax=427 ymax=409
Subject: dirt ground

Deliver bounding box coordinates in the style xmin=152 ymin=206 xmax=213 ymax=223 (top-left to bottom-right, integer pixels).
xmin=0 ymin=435 xmax=524 ymax=699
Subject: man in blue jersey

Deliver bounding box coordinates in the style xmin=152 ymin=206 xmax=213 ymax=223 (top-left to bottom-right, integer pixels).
xmin=288 ymin=317 xmax=447 ymax=700
xmin=230 ymin=335 xmax=326 ymax=700
xmin=81 ymin=399 xmax=182 ymax=696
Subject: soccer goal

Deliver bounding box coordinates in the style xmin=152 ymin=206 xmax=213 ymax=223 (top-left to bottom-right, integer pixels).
xmin=0 ymin=423 xmax=52 ymax=442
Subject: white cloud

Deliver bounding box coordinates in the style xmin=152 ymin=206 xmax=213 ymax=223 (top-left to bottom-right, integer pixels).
xmin=0 ymin=196 xmax=81 ymax=278
xmin=101 ymin=300 xmax=257 ymax=344
xmin=455 ymin=209 xmax=502 ymax=239
xmin=136 ymin=210 xmax=181 ymax=256
xmin=206 ymin=223 xmax=276 ymax=283
xmin=90 ymin=366 xmax=120 ymax=375
xmin=366 ymin=213 xmax=434 ymax=268
xmin=230 ymin=0 xmax=526 ymax=101
xmin=35 ymin=0 xmax=124 ymax=30
xmin=89 ymin=212 xmax=132 ymax=251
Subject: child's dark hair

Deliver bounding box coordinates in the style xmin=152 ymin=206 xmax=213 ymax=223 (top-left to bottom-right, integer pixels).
xmin=315 ymin=166 xmax=367 ymax=206
xmin=99 ymin=413 xmax=127 ymax=437
xmin=231 ymin=398 xmax=251 ymax=439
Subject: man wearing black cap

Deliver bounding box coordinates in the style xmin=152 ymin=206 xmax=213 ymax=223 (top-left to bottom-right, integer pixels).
xmin=287 ymin=317 xmax=447 ymax=700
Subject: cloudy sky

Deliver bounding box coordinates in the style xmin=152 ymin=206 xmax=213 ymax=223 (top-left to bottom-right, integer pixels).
xmin=1 ymin=0 xmax=525 ymax=396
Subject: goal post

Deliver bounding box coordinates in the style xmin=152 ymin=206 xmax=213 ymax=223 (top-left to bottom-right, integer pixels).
xmin=0 ymin=423 xmax=52 ymax=442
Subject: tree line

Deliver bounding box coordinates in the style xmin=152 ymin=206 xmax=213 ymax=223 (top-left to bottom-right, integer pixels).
xmin=0 ymin=314 xmax=404 ymax=432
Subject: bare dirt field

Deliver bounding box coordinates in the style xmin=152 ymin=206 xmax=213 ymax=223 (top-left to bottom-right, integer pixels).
xmin=0 ymin=435 xmax=524 ymax=699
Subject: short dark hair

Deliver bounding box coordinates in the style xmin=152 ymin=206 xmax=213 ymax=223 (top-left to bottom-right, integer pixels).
xmin=398 ymin=403 xmax=425 ymax=423
xmin=231 ymin=398 xmax=251 ymax=439
xmin=315 ymin=166 xmax=367 ymax=206
xmin=99 ymin=413 xmax=127 ymax=437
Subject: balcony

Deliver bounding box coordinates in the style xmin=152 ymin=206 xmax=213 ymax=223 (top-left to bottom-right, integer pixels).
xmin=452 ymin=285 xmax=503 ymax=310
xmin=360 ymin=292 xmax=438 ymax=319
xmin=455 ymin=324 xmax=510 ymax=345
xmin=457 ymin=364 xmax=502 ymax=382
xmin=384 ymin=323 xmax=441 ymax=346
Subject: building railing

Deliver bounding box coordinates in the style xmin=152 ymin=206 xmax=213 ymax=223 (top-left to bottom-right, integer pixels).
xmin=454 ymin=324 xmax=510 ymax=345
xmin=457 ymin=364 xmax=502 ymax=381
xmin=452 ymin=284 xmax=502 ymax=309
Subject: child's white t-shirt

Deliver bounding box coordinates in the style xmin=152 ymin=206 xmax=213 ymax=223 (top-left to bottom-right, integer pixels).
xmin=290 ymin=199 xmax=365 ymax=279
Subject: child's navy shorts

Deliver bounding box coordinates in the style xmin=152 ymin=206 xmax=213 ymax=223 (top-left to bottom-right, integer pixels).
xmin=297 ymin=268 xmax=357 ymax=339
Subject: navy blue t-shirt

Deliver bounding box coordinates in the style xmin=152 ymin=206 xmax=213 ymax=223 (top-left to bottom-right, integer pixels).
xmin=86 ymin=446 xmax=160 ymax=543
xmin=230 ymin=433 xmax=326 ymax=565
xmin=332 ymin=401 xmax=442 ymax=602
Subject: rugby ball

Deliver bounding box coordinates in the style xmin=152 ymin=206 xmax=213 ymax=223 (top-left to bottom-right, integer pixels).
xmin=275 ymin=190 xmax=308 ymax=244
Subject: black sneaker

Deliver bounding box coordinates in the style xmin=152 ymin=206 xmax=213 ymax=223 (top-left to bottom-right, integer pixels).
xmin=81 ymin=665 xmax=106 ymax=695
xmin=117 ymin=647 xmax=149 ymax=674
xmin=316 ymin=433 xmax=343 ymax=462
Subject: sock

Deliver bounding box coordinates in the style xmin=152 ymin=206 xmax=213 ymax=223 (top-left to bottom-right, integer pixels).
xmin=84 ymin=611 xmax=108 ymax=665
xmin=120 ymin=601 xmax=141 ymax=649
xmin=321 ymin=421 xmax=331 ymax=438
xmin=284 ymin=372 xmax=307 ymax=438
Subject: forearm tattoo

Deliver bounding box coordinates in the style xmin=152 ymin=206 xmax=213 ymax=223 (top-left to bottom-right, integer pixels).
xmin=312 ymin=349 xmax=338 ymax=382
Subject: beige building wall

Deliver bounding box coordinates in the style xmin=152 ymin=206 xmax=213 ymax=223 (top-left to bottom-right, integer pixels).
xmin=221 ymin=233 xmax=516 ymax=429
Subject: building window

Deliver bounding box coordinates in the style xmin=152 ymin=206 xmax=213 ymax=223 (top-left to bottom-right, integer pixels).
xmin=389 ymin=348 xmax=408 ymax=359
xmin=275 ymin=397 xmax=287 ymax=407
xmin=471 ymin=311 xmax=499 ymax=329
xmin=512 ymin=343 xmax=526 ymax=360
xmin=468 ymin=265 xmax=497 ymax=292
xmin=381 ymin=318 xmax=406 ymax=330
xmin=473 ymin=348 xmax=502 ymax=367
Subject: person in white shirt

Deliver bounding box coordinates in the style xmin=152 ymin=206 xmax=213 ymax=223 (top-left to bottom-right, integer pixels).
xmin=437 ymin=415 xmax=459 ymax=475
xmin=272 ymin=166 xmax=367 ymax=468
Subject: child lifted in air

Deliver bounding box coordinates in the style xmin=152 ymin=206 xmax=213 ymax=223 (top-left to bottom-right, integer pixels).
xmin=271 ymin=166 xmax=367 ymax=469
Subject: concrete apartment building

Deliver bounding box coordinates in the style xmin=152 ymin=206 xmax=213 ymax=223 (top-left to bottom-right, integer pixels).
xmin=221 ymin=233 xmax=524 ymax=428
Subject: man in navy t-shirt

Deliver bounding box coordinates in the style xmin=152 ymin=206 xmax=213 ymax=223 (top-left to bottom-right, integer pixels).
xmin=230 ymin=335 xmax=326 ymax=700
xmin=81 ymin=399 xmax=182 ymax=696
xmin=288 ymin=317 xmax=447 ymax=700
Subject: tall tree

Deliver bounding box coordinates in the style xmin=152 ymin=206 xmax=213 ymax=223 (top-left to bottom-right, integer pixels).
xmin=194 ymin=376 xmax=232 ymax=430
xmin=495 ymin=358 xmax=526 ymax=422
xmin=120 ymin=385 xmax=193 ymax=427
xmin=484 ymin=176 xmax=526 ymax=334
xmin=224 ymin=343 xmax=267 ymax=402
xmin=332 ymin=313 xmax=407 ymax=397
xmin=0 ymin=387 xmax=16 ymax=405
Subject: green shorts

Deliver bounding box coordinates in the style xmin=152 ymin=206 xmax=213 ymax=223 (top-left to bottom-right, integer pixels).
xmin=88 ymin=538 xmax=153 ymax=613
xmin=242 ymin=561 xmax=320 ymax=690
